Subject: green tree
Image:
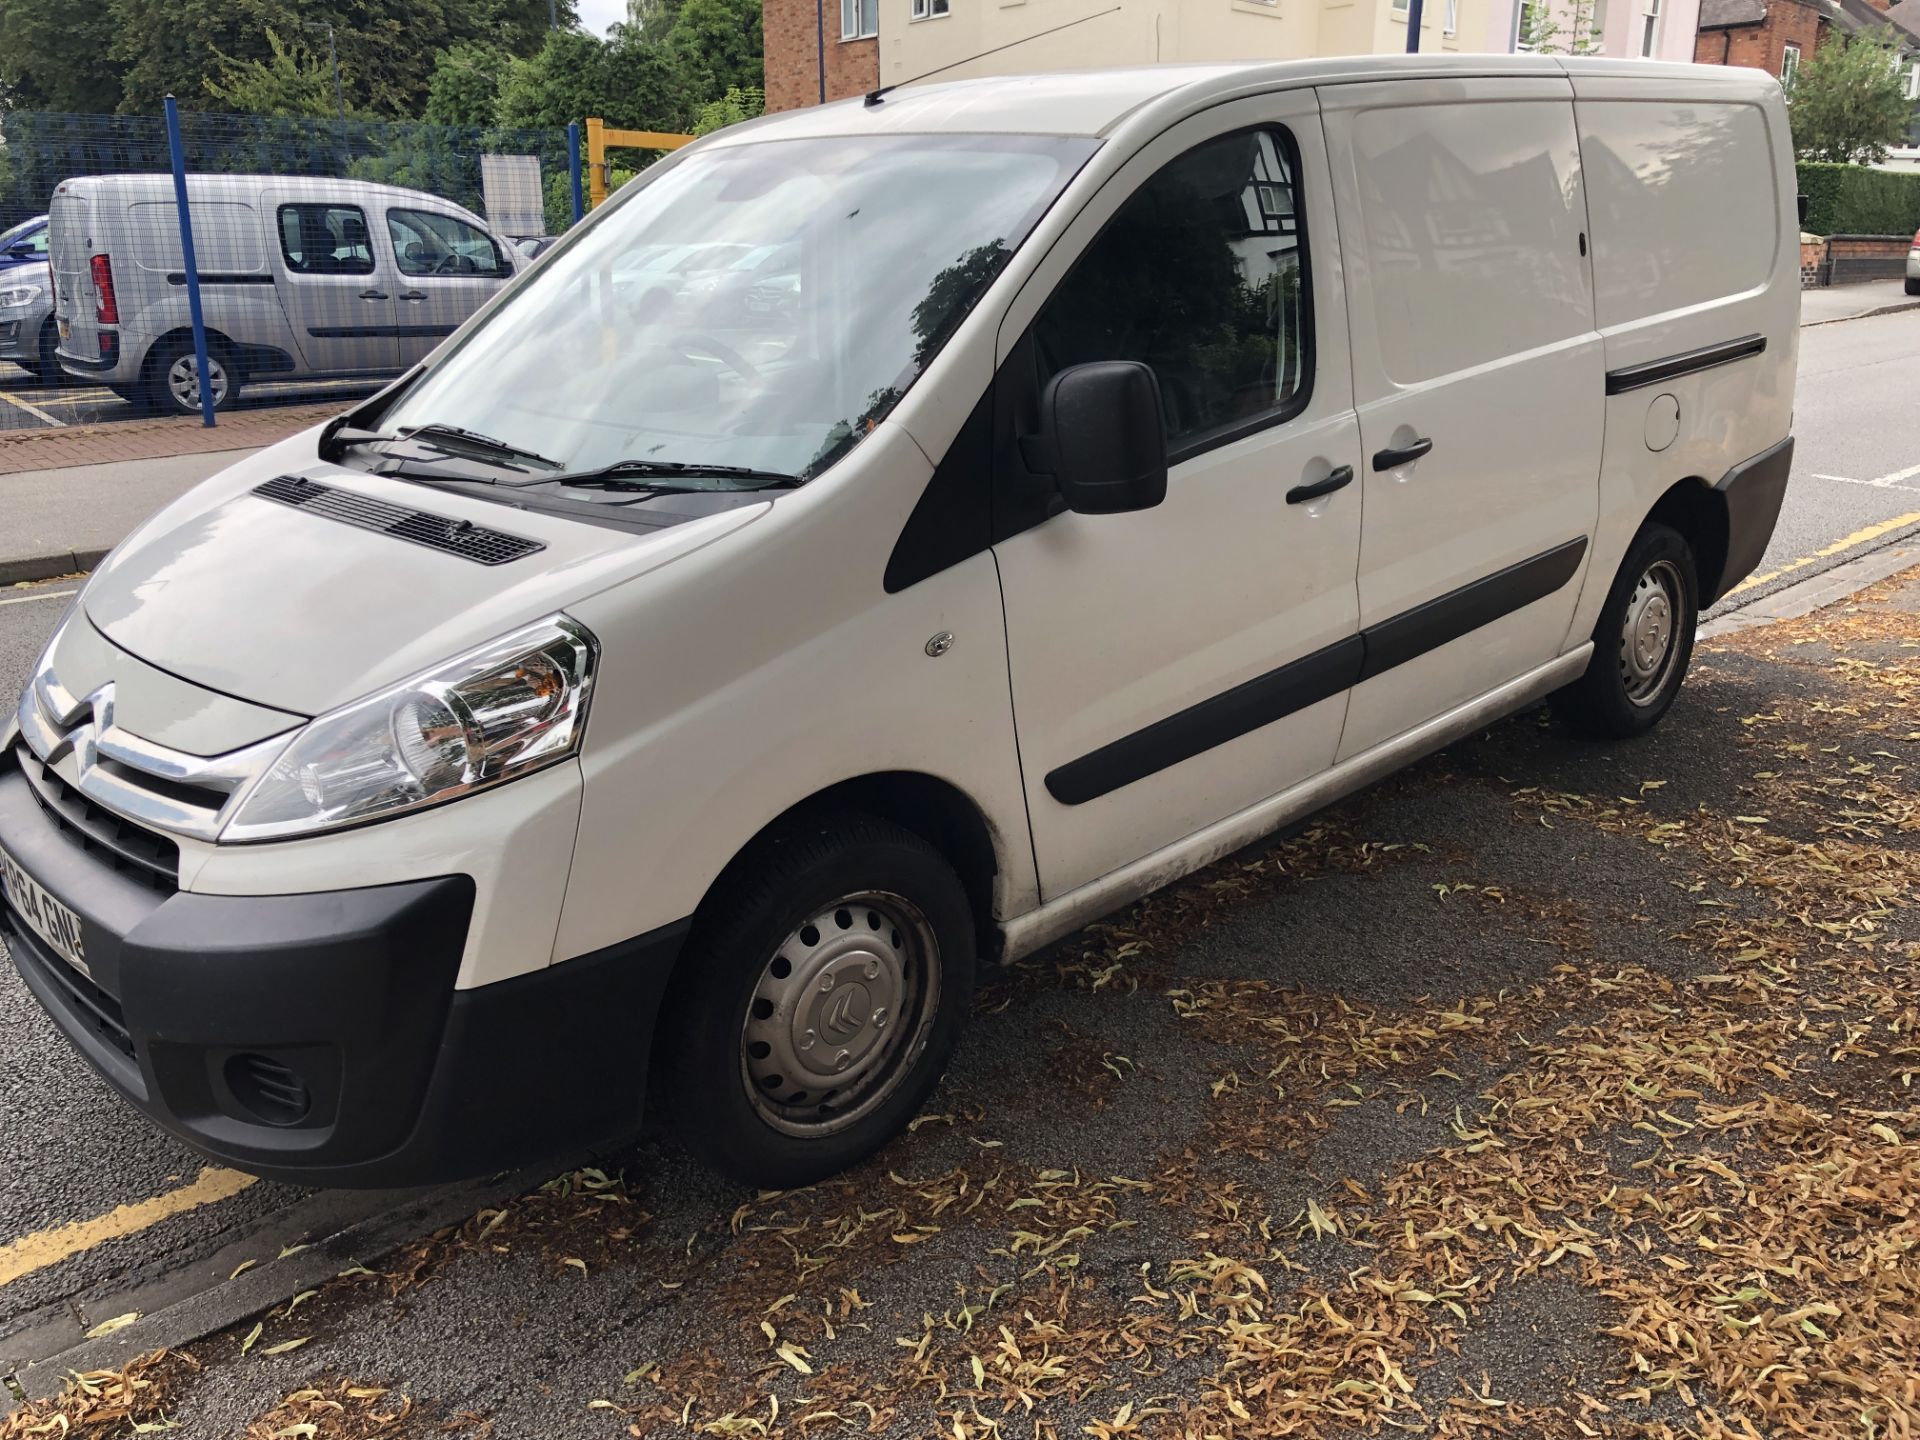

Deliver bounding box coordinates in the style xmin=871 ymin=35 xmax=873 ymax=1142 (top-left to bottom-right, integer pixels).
xmin=424 ymin=42 xmax=509 ymax=126
xmin=1789 ymin=28 xmax=1913 ymax=164
xmin=109 ymin=0 xmax=295 ymax=114
xmin=496 ymin=28 xmax=689 ymax=131
xmin=626 ymin=0 xmax=686 ymax=44
xmin=0 ymin=0 xmax=128 ymax=111
xmin=204 ymin=28 xmax=340 ymax=117
xmin=663 ymin=0 xmax=763 ymax=103
xmin=692 ymin=84 xmax=764 ymax=136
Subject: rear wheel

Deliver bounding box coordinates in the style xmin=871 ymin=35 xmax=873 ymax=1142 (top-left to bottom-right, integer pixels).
xmin=654 ymin=814 xmax=976 ymax=1188
xmin=1552 ymin=522 xmax=1698 ymax=739
xmin=1906 ymin=276 xmax=1920 ymax=296
xmin=148 ymin=336 xmax=240 ymax=416
xmin=35 ymin=318 xmax=60 ymax=384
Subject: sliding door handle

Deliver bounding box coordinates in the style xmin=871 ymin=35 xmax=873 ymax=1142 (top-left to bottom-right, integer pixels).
xmin=1287 ymin=464 xmax=1354 ymax=505
xmin=358 ymin=288 xmax=389 ymax=300
xmin=1372 ymin=437 xmax=1433 ymax=471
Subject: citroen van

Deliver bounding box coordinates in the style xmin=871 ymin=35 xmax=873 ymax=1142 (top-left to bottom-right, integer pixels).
xmin=1 ymin=56 xmax=1797 ymax=1189
xmin=48 ymin=175 xmax=524 ymax=415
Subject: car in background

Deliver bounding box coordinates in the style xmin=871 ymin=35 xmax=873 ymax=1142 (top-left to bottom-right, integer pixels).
xmin=0 ymin=262 xmax=58 ymax=381
xmin=49 ymin=175 xmax=525 ymax=416
xmin=517 ymin=235 xmax=561 ymax=260
xmin=0 ymin=215 xmax=49 ymax=274
xmin=1907 ymin=229 xmax=1919 ymax=295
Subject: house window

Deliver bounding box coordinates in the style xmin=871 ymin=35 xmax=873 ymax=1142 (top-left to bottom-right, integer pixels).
xmin=1392 ymin=0 xmax=1409 ymax=12
xmin=841 ymin=0 xmax=878 ymax=39
xmin=1445 ymin=0 xmax=1458 ymax=32
xmin=910 ymin=0 xmax=949 ymax=16
xmin=1905 ymin=59 xmax=1920 ymax=99
xmin=1515 ymin=0 xmax=1542 ymax=48
xmin=1639 ymin=0 xmax=1661 ymax=56
xmin=1782 ymin=42 xmax=1801 ymax=90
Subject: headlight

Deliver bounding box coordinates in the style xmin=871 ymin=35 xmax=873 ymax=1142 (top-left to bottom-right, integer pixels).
xmin=0 ymin=283 xmax=42 ymax=309
xmin=224 ymin=616 xmax=596 ymax=842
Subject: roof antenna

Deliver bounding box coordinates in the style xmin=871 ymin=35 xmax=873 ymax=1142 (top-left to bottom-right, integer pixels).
xmin=865 ymin=6 xmax=1123 ymax=105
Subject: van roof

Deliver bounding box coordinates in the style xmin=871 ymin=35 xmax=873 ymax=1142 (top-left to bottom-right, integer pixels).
xmin=714 ymin=55 xmax=1778 ymax=145
xmin=50 ymin=174 xmax=486 ymax=209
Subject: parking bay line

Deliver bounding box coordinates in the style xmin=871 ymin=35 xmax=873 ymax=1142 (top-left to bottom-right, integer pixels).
xmin=1726 ymin=509 xmax=1920 ymax=597
xmin=0 ymin=392 xmax=63 ymax=428
xmin=0 ymin=1167 xmax=256 ymax=1289
xmin=0 ymin=589 xmax=76 ymax=609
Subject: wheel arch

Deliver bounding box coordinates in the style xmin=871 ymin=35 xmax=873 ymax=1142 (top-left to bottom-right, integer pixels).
xmin=1644 ymin=476 xmax=1729 ymax=603
xmin=688 ymin=771 xmax=1007 ymax=959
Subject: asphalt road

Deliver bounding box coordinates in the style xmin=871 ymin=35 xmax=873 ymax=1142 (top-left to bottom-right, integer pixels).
xmin=2 ymin=305 xmax=1919 ymax=1403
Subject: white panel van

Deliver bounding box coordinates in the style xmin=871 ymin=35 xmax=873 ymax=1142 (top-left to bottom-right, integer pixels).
xmin=48 ymin=174 xmax=524 ymax=415
xmin=2 ymin=57 xmax=1797 ymax=1188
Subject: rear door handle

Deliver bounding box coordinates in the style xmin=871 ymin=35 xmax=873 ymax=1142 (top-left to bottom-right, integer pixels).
xmin=1372 ymin=437 xmax=1433 ymax=471
xmin=399 ymin=290 xmax=426 ymax=302
xmin=1287 ymin=464 xmax=1354 ymax=505
xmin=359 ymin=289 xmax=389 ymax=300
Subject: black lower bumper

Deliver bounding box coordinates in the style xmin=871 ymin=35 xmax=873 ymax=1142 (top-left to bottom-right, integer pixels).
xmin=0 ymin=751 xmax=684 ymax=1188
xmin=1708 ymin=435 xmax=1794 ymax=605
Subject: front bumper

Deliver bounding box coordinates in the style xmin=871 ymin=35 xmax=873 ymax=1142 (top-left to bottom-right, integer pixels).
xmin=0 ymin=747 xmax=685 ymax=1188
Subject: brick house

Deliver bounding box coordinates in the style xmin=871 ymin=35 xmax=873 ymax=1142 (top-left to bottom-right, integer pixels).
xmin=1694 ymin=0 xmax=1920 ymax=90
xmin=763 ymin=0 xmax=880 ymax=111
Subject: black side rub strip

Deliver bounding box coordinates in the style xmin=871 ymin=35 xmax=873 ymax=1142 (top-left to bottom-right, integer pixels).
xmin=1605 ymin=334 xmax=1766 ymax=395
xmin=1044 ymin=536 xmax=1589 ymax=805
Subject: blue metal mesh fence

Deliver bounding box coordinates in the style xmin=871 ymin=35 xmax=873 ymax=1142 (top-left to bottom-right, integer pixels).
xmin=0 ymin=109 xmax=576 ymax=423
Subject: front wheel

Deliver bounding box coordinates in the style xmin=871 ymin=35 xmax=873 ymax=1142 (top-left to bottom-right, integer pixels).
xmin=654 ymin=814 xmax=976 ymax=1188
xmin=1552 ymin=522 xmax=1698 ymax=739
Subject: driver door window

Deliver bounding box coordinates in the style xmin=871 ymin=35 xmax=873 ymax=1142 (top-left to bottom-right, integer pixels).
xmin=386 ymin=209 xmax=510 ymax=278
xmin=1033 ymin=126 xmax=1311 ymax=458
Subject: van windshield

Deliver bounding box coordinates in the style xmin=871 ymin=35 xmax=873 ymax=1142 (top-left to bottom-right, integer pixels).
xmin=379 ymin=133 xmax=1097 ymax=485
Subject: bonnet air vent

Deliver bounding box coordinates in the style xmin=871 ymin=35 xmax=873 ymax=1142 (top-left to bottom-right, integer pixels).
xmin=252 ymin=474 xmax=545 ymax=566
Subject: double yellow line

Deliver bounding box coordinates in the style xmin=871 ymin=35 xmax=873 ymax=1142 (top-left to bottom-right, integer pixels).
xmin=0 ymin=1167 xmax=255 ymax=1288
xmin=1724 ymin=510 xmax=1920 ymax=598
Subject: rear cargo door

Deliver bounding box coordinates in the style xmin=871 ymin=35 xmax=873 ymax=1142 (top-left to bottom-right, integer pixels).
xmin=48 ymin=185 xmax=98 ymax=366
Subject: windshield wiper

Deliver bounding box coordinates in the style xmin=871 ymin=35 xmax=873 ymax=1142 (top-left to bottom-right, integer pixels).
xmin=397 ymin=424 xmax=561 ymax=471
xmin=553 ymin=459 xmax=803 ymax=491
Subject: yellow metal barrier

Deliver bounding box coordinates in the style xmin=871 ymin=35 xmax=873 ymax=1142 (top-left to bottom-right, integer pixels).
xmin=585 ymin=117 xmax=695 ymax=209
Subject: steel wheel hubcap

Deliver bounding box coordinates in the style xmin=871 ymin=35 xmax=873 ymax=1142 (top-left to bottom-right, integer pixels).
xmin=168 ymin=354 xmax=226 ymax=408
xmin=740 ymin=892 xmax=939 ymax=1138
xmin=1619 ymin=558 xmax=1684 ymax=705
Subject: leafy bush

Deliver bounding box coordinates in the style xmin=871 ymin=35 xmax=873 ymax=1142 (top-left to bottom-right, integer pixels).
xmin=1797 ymin=161 xmax=1920 ymax=236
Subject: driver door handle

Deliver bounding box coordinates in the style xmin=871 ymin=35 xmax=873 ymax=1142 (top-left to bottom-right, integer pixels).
xmin=1286 ymin=465 xmax=1354 ymax=505
xmin=1372 ymin=437 xmax=1434 ymax=471
xmin=358 ymin=288 xmax=389 ymax=300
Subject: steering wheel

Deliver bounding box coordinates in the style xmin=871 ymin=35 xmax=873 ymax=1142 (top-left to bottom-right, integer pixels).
xmin=434 ymin=252 xmax=461 ymax=275
xmin=680 ymin=333 xmax=764 ymax=386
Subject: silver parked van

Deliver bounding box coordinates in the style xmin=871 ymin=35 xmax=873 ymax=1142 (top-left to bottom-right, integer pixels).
xmin=50 ymin=175 xmax=524 ymax=415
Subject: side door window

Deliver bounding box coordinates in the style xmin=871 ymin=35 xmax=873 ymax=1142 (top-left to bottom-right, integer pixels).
xmin=277 ymin=205 xmax=374 ymax=275
xmin=386 ymin=209 xmax=510 ymax=279
xmin=1032 ymin=126 xmax=1311 ymax=458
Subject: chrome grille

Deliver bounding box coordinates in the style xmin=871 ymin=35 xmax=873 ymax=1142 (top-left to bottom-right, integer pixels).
xmin=13 ymin=741 xmax=180 ymax=892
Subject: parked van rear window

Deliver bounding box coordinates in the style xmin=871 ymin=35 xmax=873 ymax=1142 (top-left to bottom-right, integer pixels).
xmin=1579 ymin=101 xmax=1778 ymax=329
xmin=128 ymin=200 xmax=264 ymax=275
xmin=1348 ymin=100 xmax=1591 ymax=385
xmin=278 ymin=204 xmax=375 ymax=276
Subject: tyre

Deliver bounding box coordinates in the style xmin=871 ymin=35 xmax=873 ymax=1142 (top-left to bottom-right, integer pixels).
xmin=34 ymin=318 xmax=60 ymax=385
xmin=148 ymin=336 xmax=240 ymax=416
xmin=1552 ymin=521 xmax=1698 ymax=739
xmin=654 ymin=814 xmax=977 ymax=1188
xmin=1906 ymin=276 xmax=1920 ymax=296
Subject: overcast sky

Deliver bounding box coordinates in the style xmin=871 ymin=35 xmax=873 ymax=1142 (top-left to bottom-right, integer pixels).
xmin=574 ymin=0 xmax=629 ymax=34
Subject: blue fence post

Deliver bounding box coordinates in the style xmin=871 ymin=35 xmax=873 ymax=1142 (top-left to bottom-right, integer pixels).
xmin=568 ymin=122 xmax=585 ymax=227
xmin=163 ymin=95 xmax=216 ymax=428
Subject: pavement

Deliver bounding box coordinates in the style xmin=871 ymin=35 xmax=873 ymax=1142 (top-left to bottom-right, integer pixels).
xmin=1796 ymin=275 xmax=1919 ymax=326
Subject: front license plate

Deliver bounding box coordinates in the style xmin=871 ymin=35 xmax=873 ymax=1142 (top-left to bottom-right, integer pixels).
xmin=0 ymin=842 xmax=88 ymax=977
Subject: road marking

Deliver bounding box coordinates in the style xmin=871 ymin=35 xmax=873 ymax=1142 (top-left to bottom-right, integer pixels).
xmin=0 ymin=588 xmax=77 ymax=608
xmin=0 ymin=1167 xmax=257 ymax=1288
xmin=1809 ymin=462 xmax=1920 ymax=490
xmin=1726 ymin=510 xmax=1920 ymax=597
xmin=0 ymin=391 xmax=65 ymax=427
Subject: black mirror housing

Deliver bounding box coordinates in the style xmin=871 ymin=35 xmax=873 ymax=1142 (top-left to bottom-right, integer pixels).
xmin=1024 ymin=360 xmax=1168 ymax=516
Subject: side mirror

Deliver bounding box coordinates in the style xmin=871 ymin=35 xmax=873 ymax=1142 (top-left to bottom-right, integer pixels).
xmin=1021 ymin=360 xmax=1168 ymax=516
xmin=5 ymin=243 xmax=36 ymax=259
